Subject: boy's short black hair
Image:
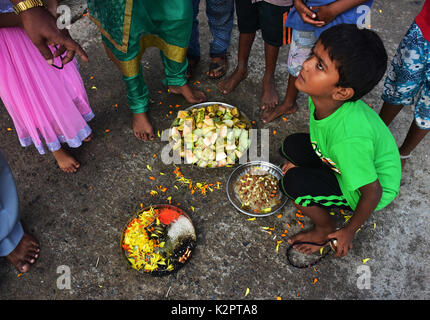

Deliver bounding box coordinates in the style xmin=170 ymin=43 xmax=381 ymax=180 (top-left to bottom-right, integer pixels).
xmin=318 ymin=24 xmax=387 ymax=101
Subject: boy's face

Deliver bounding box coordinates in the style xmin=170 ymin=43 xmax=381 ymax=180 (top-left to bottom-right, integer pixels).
xmin=295 ymin=41 xmax=351 ymax=101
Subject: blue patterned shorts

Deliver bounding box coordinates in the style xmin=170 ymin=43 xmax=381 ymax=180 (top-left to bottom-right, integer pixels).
xmin=381 ymin=22 xmax=430 ymax=130
xmin=287 ymin=29 xmax=317 ymax=77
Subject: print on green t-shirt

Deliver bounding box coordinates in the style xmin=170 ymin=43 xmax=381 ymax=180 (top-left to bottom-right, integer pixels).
xmin=308 ymin=97 xmax=401 ymax=211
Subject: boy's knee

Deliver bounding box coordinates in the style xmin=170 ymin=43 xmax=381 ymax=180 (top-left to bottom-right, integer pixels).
xmin=280 ymin=133 xmax=309 ymax=159
xmin=280 ymin=167 xmax=300 ymax=199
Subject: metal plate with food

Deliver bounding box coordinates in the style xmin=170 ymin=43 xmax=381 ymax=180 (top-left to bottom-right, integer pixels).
xmin=121 ymin=204 xmax=196 ymax=276
xmin=169 ymin=102 xmax=252 ymax=168
xmin=226 ymin=161 xmax=288 ymax=217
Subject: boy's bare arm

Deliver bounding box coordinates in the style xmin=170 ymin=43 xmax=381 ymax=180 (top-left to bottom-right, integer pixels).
xmin=0 ymin=12 xmax=22 ymax=27
xmin=329 ymin=179 xmax=382 ymax=256
xmin=44 ymin=0 xmax=58 ymax=17
xmin=311 ymin=0 xmax=370 ymax=25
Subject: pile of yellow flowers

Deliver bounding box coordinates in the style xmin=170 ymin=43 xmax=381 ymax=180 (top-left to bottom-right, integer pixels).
xmin=122 ymin=207 xmax=174 ymax=273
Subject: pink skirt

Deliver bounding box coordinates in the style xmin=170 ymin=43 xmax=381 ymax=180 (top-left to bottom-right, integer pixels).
xmin=0 ymin=27 xmax=94 ymax=155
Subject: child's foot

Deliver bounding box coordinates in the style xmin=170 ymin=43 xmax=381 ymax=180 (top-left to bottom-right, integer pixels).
xmin=168 ymin=84 xmax=206 ymax=104
xmin=261 ymin=100 xmax=298 ymax=124
xmin=83 ymin=133 xmax=93 ymax=142
xmin=287 ymin=226 xmax=334 ymax=254
xmin=7 ymin=233 xmax=40 ymax=273
xmin=260 ymin=74 xmax=279 ymax=111
xmin=218 ymin=66 xmax=248 ymax=95
xmin=133 ymin=112 xmax=154 ymax=141
xmin=53 ymin=148 xmax=80 ymax=173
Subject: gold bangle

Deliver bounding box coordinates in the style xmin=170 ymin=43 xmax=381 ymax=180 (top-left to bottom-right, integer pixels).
xmin=13 ymin=0 xmax=45 ymax=15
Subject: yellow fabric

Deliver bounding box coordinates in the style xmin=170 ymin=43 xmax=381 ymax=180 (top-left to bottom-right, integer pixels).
xmin=103 ymin=34 xmax=188 ymax=78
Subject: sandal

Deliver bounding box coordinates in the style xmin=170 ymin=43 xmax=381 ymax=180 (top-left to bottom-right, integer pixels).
xmin=399 ymin=154 xmax=412 ymax=159
xmin=208 ymin=55 xmax=227 ymax=80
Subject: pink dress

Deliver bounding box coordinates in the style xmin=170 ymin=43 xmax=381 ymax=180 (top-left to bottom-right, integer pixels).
xmin=0 ymin=27 xmax=93 ymax=154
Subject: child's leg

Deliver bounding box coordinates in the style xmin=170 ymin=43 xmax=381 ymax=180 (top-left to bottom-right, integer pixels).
xmin=379 ymin=21 xmax=430 ymax=165
xmin=262 ymin=74 xmax=298 ymax=123
xmin=399 ymin=120 xmax=429 ymax=158
xmin=218 ymin=32 xmax=255 ymax=94
xmin=279 ymin=133 xmax=350 ymax=253
xmin=0 ymin=151 xmax=40 ymax=273
xmin=187 ymin=0 xmax=201 ymax=79
xmin=52 ymin=147 xmax=80 ymax=173
xmin=218 ymin=0 xmax=257 ymax=94
xmin=378 ymin=101 xmax=404 ymax=126
xmin=161 ymin=51 xmax=206 ymax=104
xmin=206 ymin=0 xmax=234 ymax=79
xmin=262 ymin=30 xmax=316 ymax=123
xmin=261 ymin=42 xmax=280 ymax=110
xmin=279 ymin=133 xmax=326 ymax=170
xmin=281 ymin=166 xmax=349 ymax=254
xmin=258 ymin=2 xmax=291 ymax=111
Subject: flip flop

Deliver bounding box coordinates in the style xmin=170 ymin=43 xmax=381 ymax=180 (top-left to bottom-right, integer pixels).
xmin=208 ymin=56 xmax=227 ymax=80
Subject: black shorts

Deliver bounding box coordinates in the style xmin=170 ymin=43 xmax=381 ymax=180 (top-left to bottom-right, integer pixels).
xmin=279 ymin=133 xmax=352 ymax=210
xmin=235 ymin=0 xmax=292 ymax=47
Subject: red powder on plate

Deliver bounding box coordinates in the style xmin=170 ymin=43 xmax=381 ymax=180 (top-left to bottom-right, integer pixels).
xmin=158 ymin=208 xmax=181 ymax=225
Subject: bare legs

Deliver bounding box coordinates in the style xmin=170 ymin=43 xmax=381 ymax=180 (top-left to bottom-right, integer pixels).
xmin=379 ymin=102 xmax=429 ymax=168
xmin=218 ymin=32 xmax=255 ymax=95
xmin=261 ymin=42 xmax=281 ymax=111
xmin=261 ymin=74 xmax=299 ymax=123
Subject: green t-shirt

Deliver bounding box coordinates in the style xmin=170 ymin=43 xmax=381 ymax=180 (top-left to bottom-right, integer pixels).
xmin=308 ymin=97 xmax=401 ymax=211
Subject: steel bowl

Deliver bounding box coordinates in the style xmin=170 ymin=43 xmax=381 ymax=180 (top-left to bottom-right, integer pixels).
xmin=226 ymin=161 xmax=288 ymax=217
xmin=169 ymin=102 xmax=252 ymax=168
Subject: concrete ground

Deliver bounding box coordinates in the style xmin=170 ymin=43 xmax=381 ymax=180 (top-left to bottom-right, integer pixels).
xmin=0 ymin=0 xmax=429 ymax=300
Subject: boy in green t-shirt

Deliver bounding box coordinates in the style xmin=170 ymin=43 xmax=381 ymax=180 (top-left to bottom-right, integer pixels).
xmin=280 ymin=24 xmax=401 ymax=257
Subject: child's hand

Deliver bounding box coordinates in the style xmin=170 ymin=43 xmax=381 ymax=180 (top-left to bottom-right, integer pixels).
xmin=294 ymin=0 xmax=325 ymax=27
xmin=310 ymin=4 xmax=337 ymax=25
xmin=281 ymin=161 xmax=297 ymax=174
xmin=327 ymin=227 xmax=355 ymax=257
xmin=46 ymin=0 xmax=58 ymax=18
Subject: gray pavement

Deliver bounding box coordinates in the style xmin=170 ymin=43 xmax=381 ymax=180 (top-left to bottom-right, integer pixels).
xmin=0 ymin=0 xmax=429 ymax=300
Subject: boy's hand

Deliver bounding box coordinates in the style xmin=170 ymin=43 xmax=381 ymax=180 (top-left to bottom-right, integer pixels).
xmin=281 ymin=161 xmax=297 ymax=174
xmin=294 ymin=0 xmax=325 ymax=27
xmin=310 ymin=4 xmax=337 ymax=25
xmin=328 ymin=227 xmax=355 ymax=257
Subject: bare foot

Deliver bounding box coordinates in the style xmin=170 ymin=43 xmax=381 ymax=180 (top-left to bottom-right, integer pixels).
xmin=168 ymin=84 xmax=206 ymax=104
xmin=7 ymin=234 xmax=40 ymax=273
xmin=287 ymin=226 xmax=334 ymax=254
xmin=218 ymin=66 xmax=248 ymax=95
xmin=282 ymin=160 xmax=297 ymax=174
xmin=260 ymin=75 xmax=279 ymax=111
xmin=83 ymin=133 xmax=93 ymax=142
xmin=52 ymin=148 xmax=80 ymax=173
xmin=133 ymin=112 xmax=154 ymax=141
xmin=261 ymin=101 xmax=298 ymax=124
